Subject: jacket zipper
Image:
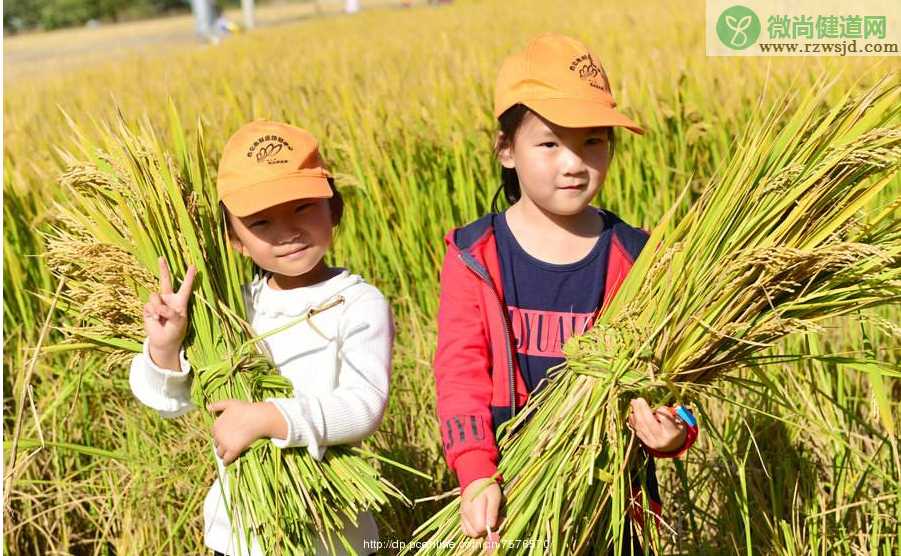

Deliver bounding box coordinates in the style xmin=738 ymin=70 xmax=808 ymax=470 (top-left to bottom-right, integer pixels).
xmin=458 ymin=251 xmax=517 ymax=420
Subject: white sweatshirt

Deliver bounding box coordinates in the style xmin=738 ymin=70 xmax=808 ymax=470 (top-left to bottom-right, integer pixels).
xmin=129 ymin=269 xmax=392 ymax=555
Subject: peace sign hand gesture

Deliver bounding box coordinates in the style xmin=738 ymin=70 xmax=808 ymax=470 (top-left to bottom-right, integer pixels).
xmin=143 ymin=257 xmax=197 ymax=371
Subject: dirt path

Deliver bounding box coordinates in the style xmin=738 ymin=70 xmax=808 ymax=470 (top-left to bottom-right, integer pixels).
xmin=4 ymin=0 xmax=404 ymax=83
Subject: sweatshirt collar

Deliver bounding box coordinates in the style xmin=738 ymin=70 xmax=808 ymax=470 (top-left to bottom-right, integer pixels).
xmin=243 ymin=268 xmax=362 ymax=318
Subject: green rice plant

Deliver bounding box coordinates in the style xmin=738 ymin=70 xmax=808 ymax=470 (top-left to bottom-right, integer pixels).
xmin=41 ymin=105 xmax=422 ymax=554
xmin=661 ymin=308 xmax=900 ymax=554
xmin=3 ymin=162 xmax=55 ymax=342
xmin=409 ymin=78 xmax=901 ymax=555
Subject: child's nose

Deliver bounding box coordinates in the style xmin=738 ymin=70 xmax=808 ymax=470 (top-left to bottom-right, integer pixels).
xmin=559 ymin=146 xmax=586 ymax=173
xmin=278 ymin=221 xmax=304 ymax=242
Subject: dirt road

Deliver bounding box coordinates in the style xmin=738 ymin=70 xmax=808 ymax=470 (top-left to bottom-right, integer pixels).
xmin=4 ymin=0 xmax=406 ymax=83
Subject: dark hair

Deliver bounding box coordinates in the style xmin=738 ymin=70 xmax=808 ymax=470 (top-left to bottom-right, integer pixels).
xmin=490 ymin=104 xmax=617 ymax=213
xmin=220 ymin=178 xmax=344 ymax=280
xmin=325 ymin=178 xmax=344 ymax=226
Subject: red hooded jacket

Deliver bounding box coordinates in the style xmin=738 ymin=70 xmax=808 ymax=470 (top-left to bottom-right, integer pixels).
xmin=433 ymin=211 xmax=698 ymax=516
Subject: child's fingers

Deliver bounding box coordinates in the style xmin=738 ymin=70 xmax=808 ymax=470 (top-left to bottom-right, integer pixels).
xmin=177 ymin=264 xmax=198 ymax=299
xmin=630 ymin=398 xmax=661 ymax=435
xmin=626 ymin=409 xmax=640 ymax=434
xmin=207 ymin=400 xmax=229 ymax=414
xmin=627 ymin=414 xmax=645 ymax=441
xmin=460 ymin=512 xmax=475 ymax=537
xmin=631 ymin=398 xmax=657 ymax=422
xmin=474 ymin=498 xmax=488 ymax=536
xmin=148 ymin=293 xmax=180 ymax=315
xmin=485 ymin=500 xmax=499 ymax=531
xmin=631 ymin=418 xmax=652 ymax=445
xmin=145 ymin=295 xmax=169 ymax=320
xmin=462 ymin=498 xmax=487 ymax=537
xmin=154 ymin=305 xmax=176 ymax=321
xmin=632 ymin=416 xmax=665 ymax=447
xmin=485 ymin=524 xmax=500 ymax=555
xmin=159 ymin=257 xmax=173 ymax=294
xmin=143 ymin=301 xmax=156 ymax=319
xmin=655 ymin=407 xmax=682 ymax=430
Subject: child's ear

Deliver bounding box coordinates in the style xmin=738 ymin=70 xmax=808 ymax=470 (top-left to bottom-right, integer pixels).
xmin=495 ymin=132 xmax=516 ymax=170
xmin=223 ymin=210 xmax=250 ymax=257
xmin=228 ymin=235 xmax=249 ymax=257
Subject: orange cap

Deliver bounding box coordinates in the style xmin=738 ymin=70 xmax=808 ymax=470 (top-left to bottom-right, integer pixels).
xmin=494 ymin=33 xmax=643 ymax=134
xmin=217 ymin=120 xmax=333 ymax=217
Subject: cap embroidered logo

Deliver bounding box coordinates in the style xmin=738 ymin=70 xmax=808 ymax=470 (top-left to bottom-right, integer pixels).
xmin=569 ymin=53 xmax=610 ymax=92
xmin=257 ymin=142 xmax=281 ymax=161
xmin=244 ymin=134 xmax=293 ymax=165
xmin=256 ymin=142 xmax=288 ymax=164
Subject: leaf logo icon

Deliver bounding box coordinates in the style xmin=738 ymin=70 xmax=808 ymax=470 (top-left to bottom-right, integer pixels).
xmin=725 ymin=14 xmax=752 ymax=47
xmin=716 ymin=6 xmax=761 ymax=50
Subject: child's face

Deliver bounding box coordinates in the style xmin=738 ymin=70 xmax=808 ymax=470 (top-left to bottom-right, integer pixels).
xmin=498 ymin=111 xmax=610 ymax=215
xmin=227 ymin=198 xmax=334 ymax=279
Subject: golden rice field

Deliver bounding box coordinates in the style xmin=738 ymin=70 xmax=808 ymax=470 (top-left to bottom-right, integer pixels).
xmin=3 ymin=0 xmax=899 ymax=554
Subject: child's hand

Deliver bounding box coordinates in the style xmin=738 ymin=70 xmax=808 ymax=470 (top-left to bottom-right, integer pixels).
xmin=143 ymin=257 xmax=197 ymax=368
xmin=460 ymin=477 xmax=503 ymax=538
xmin=207 ymin=400 xmax=286 ymax=465
xmin=627 ymin=397 xmax=687 ymax=454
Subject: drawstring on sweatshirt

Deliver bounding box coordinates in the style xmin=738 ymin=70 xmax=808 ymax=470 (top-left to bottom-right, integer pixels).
xmin=304 ymin=295 xmax=346 ymax=341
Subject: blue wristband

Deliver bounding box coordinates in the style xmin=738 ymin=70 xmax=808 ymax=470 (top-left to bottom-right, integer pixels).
xmin=674 ymin=405 xmax=697 ymax=428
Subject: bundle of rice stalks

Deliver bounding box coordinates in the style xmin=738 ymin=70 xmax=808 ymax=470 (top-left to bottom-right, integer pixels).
xmin=410 ymin=78 xmax=901 ymax=554
xmin=43 ymin=104 xmax=420 ymax=554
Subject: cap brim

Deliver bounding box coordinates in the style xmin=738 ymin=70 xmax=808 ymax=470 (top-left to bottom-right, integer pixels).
xmin=521 ymin=98 xmax=644 ymax=134
xmin=222 ymin=175 xmax=333 ymax=217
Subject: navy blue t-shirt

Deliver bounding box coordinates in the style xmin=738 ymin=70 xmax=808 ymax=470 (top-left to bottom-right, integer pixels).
xmin=494 ymin=209 xmax=611 ymax=394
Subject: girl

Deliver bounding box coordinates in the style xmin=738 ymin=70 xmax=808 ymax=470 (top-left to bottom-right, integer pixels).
xmin=129 ymin=120 xmax=392 ymax=556
xmin=432 ymin=34 xmax=699 ymax=553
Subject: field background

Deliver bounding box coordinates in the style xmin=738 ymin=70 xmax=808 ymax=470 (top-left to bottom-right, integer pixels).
xmin=4 ymin=0 xmax=900 ymax=554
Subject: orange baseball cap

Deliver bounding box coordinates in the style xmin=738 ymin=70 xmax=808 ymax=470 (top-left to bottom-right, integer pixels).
xmin=494 ymin=33 xmax=644 ymax=134
xmin=217 ymin=120 xmax=333 ymax=217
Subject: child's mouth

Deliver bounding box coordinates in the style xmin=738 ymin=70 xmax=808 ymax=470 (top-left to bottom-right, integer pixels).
xmin=279 ymin=245 xmax=309 ymax=259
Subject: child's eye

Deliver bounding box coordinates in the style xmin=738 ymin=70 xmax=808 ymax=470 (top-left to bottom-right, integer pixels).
xmin=249 ymin=220 xmax=268 ymax=228
xmin=539 ymin=141 xmax=558 ymax=148
xmin=296 ymin=204 xmax=311 ymax=212
xmin=586 ymin=137 xmax=606 ymax=145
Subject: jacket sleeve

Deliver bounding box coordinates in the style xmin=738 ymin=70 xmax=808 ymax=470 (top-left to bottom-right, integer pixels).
xmin=433 ymin=246 xmax=499 ymax=491
xmin=265 ymin=288 xmax=393 ymax=460
xmin=129 ymin=338 xmax=196 ymax=418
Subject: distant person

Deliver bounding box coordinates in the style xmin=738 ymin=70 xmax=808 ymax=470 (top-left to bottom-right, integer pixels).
xmin=190 ymin=0 xmax=224 ymax=43
xmin=215 ymin=14 xmax=239 ymax=37
xmin=190 ymin=0 xmax=212 ymax=40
